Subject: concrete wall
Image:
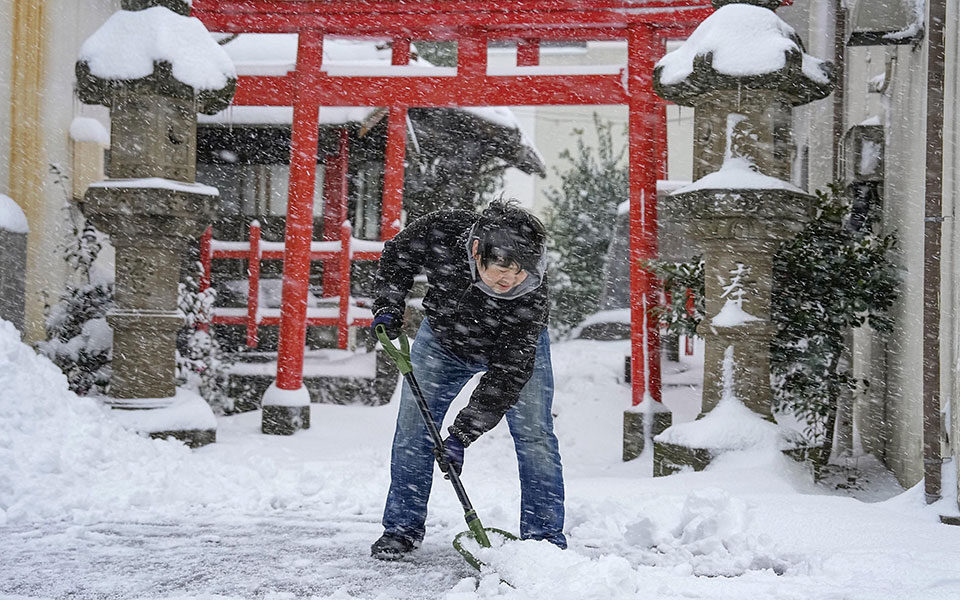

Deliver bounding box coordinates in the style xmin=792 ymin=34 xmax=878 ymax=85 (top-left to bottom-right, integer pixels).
xmin=944 ymin=0 xmax=960 ymax=503
xmin=832 ymin=38 xmax=929 ymax=487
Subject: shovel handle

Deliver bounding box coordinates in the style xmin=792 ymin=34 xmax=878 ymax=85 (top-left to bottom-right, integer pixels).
xmin=376 ymin=324 xmax=412 ymax=375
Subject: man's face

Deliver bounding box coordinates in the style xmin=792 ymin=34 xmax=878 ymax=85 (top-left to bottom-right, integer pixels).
xmin=472 ymin=239 xmax=529 ymax=294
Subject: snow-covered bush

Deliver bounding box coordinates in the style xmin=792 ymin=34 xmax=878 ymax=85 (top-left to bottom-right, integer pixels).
xmin=650 ymin=183 xmax=899 ymax=451
xmin=544 ymin=115 xmax=627 ymax=334
xmin=176 ymin=262 xmax=231 ymax=413
xmin=37 ymin=165 xmax=114 ymax=396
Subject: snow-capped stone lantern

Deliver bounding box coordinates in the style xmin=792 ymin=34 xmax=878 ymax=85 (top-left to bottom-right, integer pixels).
xmin=75 ymin=0 xmax=236 ymax=448
xmin=650 ymin=0 xmax=834 ymax=474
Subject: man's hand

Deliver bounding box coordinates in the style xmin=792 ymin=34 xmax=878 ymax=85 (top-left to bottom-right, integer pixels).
xmin=438 ymin=436 xmax=464 ymax=476
xmin=371 ymin=309 xmax=403 ymax=340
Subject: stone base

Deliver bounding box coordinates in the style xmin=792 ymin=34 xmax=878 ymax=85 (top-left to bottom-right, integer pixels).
xmin=228 ymin=349 xmax=398 ymax=412
xmin=940 ymin=515 xmax=960 ymax=526
xmin=623 ymin=407 xmax=672 ymax=461
xmin=109 ymin=388 xmax=217 ymax=449
xmin=653 ymin=441 xmax=713 ymax=476
xmin=147 ymin=428 xmax=217 ymax=448
xmin=262 ymin=405 xmax=311 ymax=436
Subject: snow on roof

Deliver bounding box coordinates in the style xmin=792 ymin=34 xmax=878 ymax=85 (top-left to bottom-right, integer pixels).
xmin=78 ymin=6 xmax=236 ymax=91
xmin=198 ymin=106 xmax=378 ymax=126
xmin=220 ymin=33 xmax=436 ymax=77
xmin=213 ymin=34 xmax=532 ymax=136
xmin=656 ymin=4 xmax=830 ymax=86
xmin=0 ymin=194 xmax=28 ymax=234
xmin=69 ymin=117 xmax=110 ymax=146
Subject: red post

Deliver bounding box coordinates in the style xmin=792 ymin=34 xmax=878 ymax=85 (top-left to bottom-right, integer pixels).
xmin=517 ymin=38 xmax=539 ymax=66
xmin=458 ymin=32 xmax=487 ymax=77
xmin=246 ymin=221 xmax=262 ymax=348
xmin=381 ymin=106 xmax=407 ymax=240
xmin=627 ymin=23 xmax=662 ymax=405
xmin=322 ymin=127 xmax=350 ymax=297
xmin=338 ymin=221 xmax=353 ymax=349
xmin=656 ymin=101 xmax=669 ymax=180
xmin=392 ymin=36 xmax=411 ymax=65
xmin=276 ymin=30 xmax=323 ymax=391
xmin=199 ymin=225 xmax=212 ymax=292
xmin=199 ymin=226 xmax=213 ymax=333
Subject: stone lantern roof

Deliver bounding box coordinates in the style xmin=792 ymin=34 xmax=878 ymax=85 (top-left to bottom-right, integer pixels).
xmin=653 ymin=2 xmax=834 ymax=106
xmin=76 ymin=3 xmax=236 ymax=115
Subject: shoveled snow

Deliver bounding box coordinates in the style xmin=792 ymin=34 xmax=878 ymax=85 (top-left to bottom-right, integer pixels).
xmin=1 ymin=322 xmax=959 ymax=599
xmin=68 ymin=117 xmax=110 ymax=146
xmin=78 ymin=6 xmax=236 ymax=91
xmin=656 ymin=4 xmax=830 ymax=86
xmin=0 ymin=194 xmax=28 ymax=233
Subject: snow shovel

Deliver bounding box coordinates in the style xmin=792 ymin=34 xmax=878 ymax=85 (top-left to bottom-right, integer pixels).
xmin=376 ymin=325 xmax=518 ymax=571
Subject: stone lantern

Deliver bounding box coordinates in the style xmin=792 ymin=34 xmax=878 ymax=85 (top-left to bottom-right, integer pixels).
xmin=75 ymin=0 xmax=236 ymax=447
xmin=650 ymin=0 xmax=834 ymax=473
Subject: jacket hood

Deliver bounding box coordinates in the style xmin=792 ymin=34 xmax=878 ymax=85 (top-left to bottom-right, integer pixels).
xmin=465 ymin=224 xmax=547 ymax=300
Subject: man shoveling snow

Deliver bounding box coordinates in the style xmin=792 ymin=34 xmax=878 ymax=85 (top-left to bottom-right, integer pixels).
xmin=369 ymin=200 xmax=566 ymax=559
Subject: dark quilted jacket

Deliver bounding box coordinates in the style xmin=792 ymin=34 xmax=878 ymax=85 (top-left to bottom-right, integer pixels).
xmin=373 ymin=209 xmax=549 ymax=445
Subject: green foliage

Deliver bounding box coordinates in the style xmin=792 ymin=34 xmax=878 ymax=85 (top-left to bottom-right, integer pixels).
xmin=544 ymin=115 xmax=628 ymax=334
xmin=645 ymin=259 xmax=704 ymax=339
xmin=38 ymin=282 xmax=115 ymax=396
xmin=771 ymin=183 xmax=898 ymax=442
xmin=38 ymin=164 xmax=114 ymax=396
xmin=652 ymin=183 xmax=899 ymax=444
xmin=176 ymin=263 xmax=232 ymax=413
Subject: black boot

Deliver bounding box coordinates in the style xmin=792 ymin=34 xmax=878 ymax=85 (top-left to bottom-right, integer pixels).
xmin=371 ymin=533 xmax=416 ymax=560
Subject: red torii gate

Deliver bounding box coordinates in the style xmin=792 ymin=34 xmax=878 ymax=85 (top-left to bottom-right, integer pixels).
xmin=191 ymin=0 xmax=712 ymax=409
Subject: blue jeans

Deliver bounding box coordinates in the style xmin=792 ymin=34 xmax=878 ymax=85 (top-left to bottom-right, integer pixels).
xmin=381 ymin=319 xmax=566 ymax=548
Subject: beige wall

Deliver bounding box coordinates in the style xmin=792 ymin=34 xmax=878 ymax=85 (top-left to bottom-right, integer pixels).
xmin=0 ymin=0 xmax=12 ymax=196
xmin=9 ymin=0 xmax=116 ymax=342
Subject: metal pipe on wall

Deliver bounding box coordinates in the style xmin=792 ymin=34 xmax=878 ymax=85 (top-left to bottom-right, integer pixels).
xmin=923 ymin=0 xmax=947 ymax=504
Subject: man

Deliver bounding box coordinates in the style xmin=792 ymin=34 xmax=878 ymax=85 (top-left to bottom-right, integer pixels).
xmin=370 ymin=200 xmax=566 ymax=559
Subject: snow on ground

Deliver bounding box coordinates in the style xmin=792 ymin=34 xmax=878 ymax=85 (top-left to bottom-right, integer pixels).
xmin=2 ymin=321 xmax=959 ymax=599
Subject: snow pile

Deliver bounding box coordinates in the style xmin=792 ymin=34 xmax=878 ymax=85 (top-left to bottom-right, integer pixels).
xmin=656 ymin=3 xmax=830 ymax=86
xmin=712 ymin=299 xmax=760 ymax=327
xmin=0 ymin=319 xmax=351 ymax=525
xmin=676 ymin=156 xmax=804 ymax=194
xmin=657 ymin=346 xmax=795 ymax=451
xmin=78 ymin=6 xmax=236 ymax=90
xmin=451 ymin=489 xmax=799 ymax=598
xmin=623 ymin=489 xmax=797 ymax=577
xmin=0 ymin=194 xmax=28 ymax=233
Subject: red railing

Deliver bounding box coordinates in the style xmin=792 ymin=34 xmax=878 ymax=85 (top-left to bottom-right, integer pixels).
xmin=200 ymin=220 xmax=383 ymax=350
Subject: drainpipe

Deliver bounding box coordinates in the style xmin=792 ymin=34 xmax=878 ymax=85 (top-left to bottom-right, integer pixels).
xmin=923 ymin=0 xmax=946 ymax=504
xmin=832 ymin=0 xmax=845 ymax=182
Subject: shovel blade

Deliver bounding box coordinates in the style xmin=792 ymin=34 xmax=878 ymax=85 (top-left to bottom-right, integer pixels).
xmin=452 ymin=527 xmax=518 ymax=571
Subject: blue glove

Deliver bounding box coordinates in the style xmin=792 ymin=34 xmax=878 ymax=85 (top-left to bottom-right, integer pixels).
xmin=439 ymin=436 xmax=464 ymax=476
xmin=371 ymin=309 xmax=403 ymax=340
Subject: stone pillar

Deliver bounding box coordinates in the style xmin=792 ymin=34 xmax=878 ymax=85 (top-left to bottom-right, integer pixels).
xmin=0 ymin=195 xmax=28 ymax=334
xmin=650 ymin=0 xmax=834 ymax=474
xmin=75 ymin=1 xmax=236 ymax=448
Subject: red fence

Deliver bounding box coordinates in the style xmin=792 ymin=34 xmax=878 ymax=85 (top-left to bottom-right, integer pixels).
xmin=200 ymin=221 xmax=383 ymax=350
